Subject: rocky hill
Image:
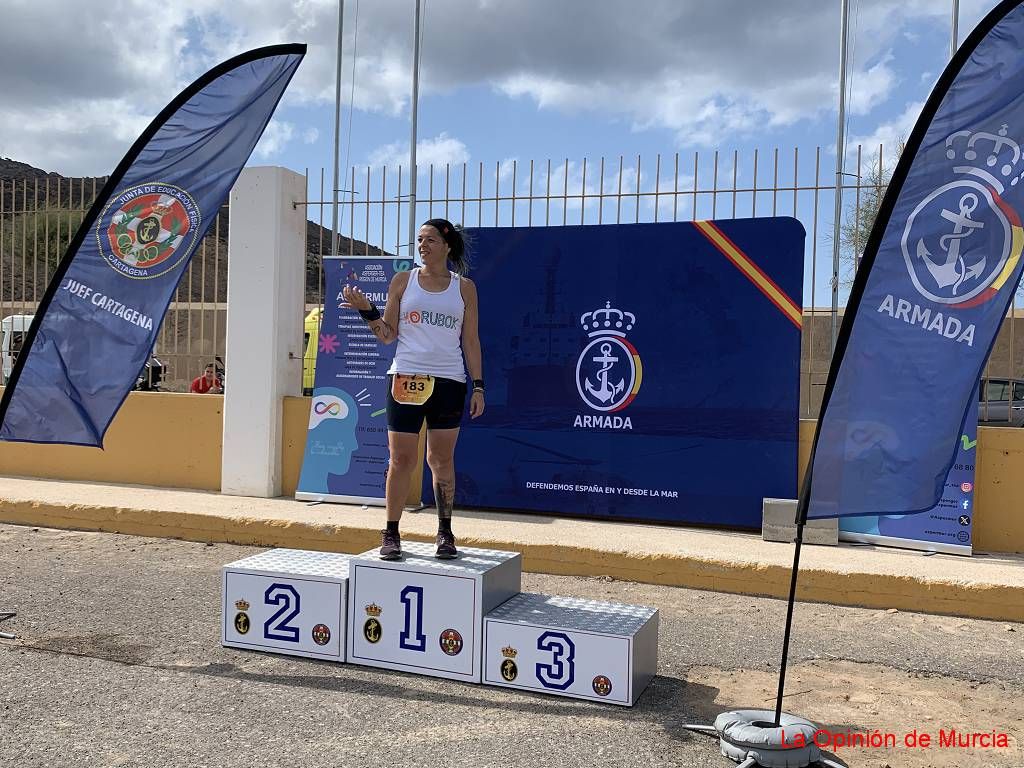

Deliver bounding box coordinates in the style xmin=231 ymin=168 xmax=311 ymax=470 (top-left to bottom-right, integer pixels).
xmin=0 ymin=158 xmax=389 ymax=306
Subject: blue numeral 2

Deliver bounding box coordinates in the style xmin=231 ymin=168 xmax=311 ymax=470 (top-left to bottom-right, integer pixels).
xmin=264 ymin=583 xmax=301 ymax=642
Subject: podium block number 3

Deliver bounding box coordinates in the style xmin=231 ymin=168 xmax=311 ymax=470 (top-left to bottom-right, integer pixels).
xmin=536 ymin=631 xmax=575 ymax=690
xmin=399 ymin=585 xmax=427 ymax=652
xmin=264 ymin=583 xmax=301 ymax=642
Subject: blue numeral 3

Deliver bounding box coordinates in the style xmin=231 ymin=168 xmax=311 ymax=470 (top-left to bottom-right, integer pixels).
xmin=536 ymin=631 xmax=575 ymax=690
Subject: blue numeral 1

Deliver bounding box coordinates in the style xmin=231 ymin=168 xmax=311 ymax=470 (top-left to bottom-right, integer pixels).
xmin=399 ymin=585 xmax=427 ymax=652
xmin=536 ymin=631 xmax=576 ymax=690
xmin=264 ymin=583 xmax=301 ymax=642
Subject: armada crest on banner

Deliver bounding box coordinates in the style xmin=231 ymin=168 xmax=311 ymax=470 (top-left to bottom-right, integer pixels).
xmin=902 ymin=125 xmax=1024 ymax=307
xmin=575 ymin=301 xmax=642 ymax=413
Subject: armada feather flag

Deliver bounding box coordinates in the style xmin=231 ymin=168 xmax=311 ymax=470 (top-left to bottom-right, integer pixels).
xmin=0 ymin=45 xmax=305 ymax=446
xmin=804 ymin=1 xmax=1024 ymax=519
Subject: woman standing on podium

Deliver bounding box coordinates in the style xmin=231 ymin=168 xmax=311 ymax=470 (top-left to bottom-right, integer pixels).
xmin=342 ymin=218 xmax=485 ymax=560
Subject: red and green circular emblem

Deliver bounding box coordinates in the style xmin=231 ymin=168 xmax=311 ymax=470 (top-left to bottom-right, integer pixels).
xmin=97 ymin=183 xmax=200 ymax=279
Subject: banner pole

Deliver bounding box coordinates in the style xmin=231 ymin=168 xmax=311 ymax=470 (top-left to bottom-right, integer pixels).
xmin=331 ymin=0 xmax=345 ymax=259
xmin=773 ymin=520 xmax=805 ymax=725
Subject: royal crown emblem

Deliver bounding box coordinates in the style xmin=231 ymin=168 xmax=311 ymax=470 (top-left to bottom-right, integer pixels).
xmin=501 ymin=646 xmax=518 ymax=659
xmin=901 ymin=124 xmax=1024 ymax=307
xmin=234 ymin=599 xmax=250 ymax=611
xmin=364 ymin=603 xmax=382 ymax=617
xmin=575 ymin=300 xmax=642 ymax=413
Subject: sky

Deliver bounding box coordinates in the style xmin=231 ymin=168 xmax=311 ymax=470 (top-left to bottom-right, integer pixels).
xmin=0 ymin=0 xmax=1002 ymax=304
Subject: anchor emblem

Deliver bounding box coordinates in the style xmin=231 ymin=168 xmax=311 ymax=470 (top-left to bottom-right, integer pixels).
xmin=584 ymin=342 xmax=625 ymax=404
xmin=916 ymin=192 xmax=986 ymax=294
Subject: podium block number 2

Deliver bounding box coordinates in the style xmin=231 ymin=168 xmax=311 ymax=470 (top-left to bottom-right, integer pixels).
xmin=399 ymin=585 xmax=427 ymax=652
xmin=536 ymin=631 xmax=575 ymax=690
xmin=264 ymin=583 xmax=301 ymax=642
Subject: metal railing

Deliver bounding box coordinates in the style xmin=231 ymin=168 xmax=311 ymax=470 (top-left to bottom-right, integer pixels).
xmin=3 ymin=146 xmax=1022 ymax=420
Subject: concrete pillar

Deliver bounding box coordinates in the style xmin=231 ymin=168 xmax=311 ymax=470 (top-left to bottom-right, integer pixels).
xmin=221 ymin=167 xmax=306 ymax=497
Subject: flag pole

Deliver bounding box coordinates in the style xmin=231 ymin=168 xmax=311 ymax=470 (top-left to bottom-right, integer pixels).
xmin=407 ymin=0 xmax=422 ymax=258
xmin=952 ymin=0 xmax=960 ymax=59
xmin=331 ymin=0 xmax=345 ymax=259
xmin=830 ymin=0 xmax=851 ymax=351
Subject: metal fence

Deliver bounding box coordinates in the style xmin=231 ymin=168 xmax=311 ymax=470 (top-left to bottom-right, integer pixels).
xmin=3 ymin=146 xmax=1023 ymax=420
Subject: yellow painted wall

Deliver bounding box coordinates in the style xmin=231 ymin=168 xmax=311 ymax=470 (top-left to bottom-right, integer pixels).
xmin=0 ymin=388 xmax=222 ymax=491
xmin=1 ymin=390 xmax=1020 ymax=553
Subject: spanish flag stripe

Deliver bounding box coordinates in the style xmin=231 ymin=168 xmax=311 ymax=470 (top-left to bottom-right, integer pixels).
xmin=693 ymin=220 xmax=803 ymax=329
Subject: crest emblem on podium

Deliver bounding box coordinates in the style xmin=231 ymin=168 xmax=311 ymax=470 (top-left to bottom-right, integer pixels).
xmin=500 ymin=646 xmax=518 ymax=681
xmin=576 ymin=301 xmax=642 ymax=412
xmin=364 ymin=603 xmax=383 ymax=643
xmin=233 ymin=599 xmax=250 ymax=635
xmin=311 ymin=623 xmax=331 ymax=646
xmin=439 ymin=628 xmax=464 ymax=656
xmin=592 ymin=675 xmax=613 ymax=697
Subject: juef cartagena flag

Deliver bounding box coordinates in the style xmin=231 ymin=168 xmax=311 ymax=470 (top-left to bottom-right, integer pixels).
xmin=804 ymin=0 xmax=1024 ymax=520
xmin=0 ymin=45 xmax=305 ymax=446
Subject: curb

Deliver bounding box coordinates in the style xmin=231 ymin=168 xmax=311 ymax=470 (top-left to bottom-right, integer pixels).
xmin=3 ymin=497 xmax=1022 ymax=623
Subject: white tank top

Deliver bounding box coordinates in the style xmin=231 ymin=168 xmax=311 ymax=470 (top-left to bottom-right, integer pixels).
xmin=387 ymin=268 xmax=466 ymax=382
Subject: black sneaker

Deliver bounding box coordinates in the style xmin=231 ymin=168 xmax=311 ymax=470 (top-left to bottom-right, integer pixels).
xmin=379 ymin=529 xmax=402 ymax=560
xmin=435 ymin=529 xmax=458 ymax=559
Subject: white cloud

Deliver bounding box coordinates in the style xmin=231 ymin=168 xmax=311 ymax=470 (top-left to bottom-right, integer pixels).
xmin=0 ymin=0 xmax=995 ymax=172
xmin=303 ymin=127 xmax=320 ymax=144
xmin=847 ymin=100 xmax=922 ymax=174
xmin=254 ymin=121 xmax=296 ymax=159
xmin=367 ymin=132 xmax=470 ymax=170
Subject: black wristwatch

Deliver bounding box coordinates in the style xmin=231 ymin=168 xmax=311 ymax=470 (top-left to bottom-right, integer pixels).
xmin=472 ymin=379 xmax=485 ymax=392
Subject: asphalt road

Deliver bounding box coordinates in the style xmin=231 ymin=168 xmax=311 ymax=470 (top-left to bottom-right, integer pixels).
xmin=1 ymin=523 xmax=1021 ymax=768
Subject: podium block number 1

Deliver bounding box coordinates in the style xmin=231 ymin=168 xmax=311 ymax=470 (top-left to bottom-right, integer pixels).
xmin=399 ymin=585 xmax=427 ymax=652
xmin=264 ymin=583 xmax=301 ymax=643
xmin=537 ymin=631 xmax=575 ymax=690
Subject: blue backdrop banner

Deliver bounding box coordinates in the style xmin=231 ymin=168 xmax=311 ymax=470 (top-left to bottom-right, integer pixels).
xmin=427 ymin=219 xmax=805 ymax=527
xmin=805 ymin=0 xmax=1024 ymax=520
xmin=0 ymin=45 xmax=305 ymax=446
xmin=296 ymin=257 xmax=402 ymax=504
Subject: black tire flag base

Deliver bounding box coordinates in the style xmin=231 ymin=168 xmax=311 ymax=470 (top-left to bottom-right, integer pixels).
xmin=685 ymin=711 xmax=846 ymax=768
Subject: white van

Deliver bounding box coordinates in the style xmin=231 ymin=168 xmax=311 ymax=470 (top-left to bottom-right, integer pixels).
xmin=1 ymin=314 xmax=33 ymax=384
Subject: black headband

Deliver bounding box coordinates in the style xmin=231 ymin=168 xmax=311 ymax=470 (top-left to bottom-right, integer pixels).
xmin=422 ymin=218 xmax=459 ymax=248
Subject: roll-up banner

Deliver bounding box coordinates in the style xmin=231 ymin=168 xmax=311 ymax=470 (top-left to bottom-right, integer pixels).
xmin=296 ymin=257 xmax=404 ymax=505
xmin=839 ymin=385 xmax=977 ymax=555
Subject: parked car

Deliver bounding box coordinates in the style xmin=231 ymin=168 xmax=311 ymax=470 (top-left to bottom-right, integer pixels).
xmin=302 ymin=307 xmax=321 ymax=396
xmin=1 ymin=314 xmax=32 ymax=385
xmin=978 ymin=377 xmax=1024 ymax=426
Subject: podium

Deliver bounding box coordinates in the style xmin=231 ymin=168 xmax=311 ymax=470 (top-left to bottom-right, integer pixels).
xmin=221 ymin=544 xmax=660 ymax=706
xmin=483 ymin=593 xmax=658 ymax=706
xmin=346 ymin=542 xmax=521 ymax=683
xmin=222 ymin=549 xmax=351 ymax=661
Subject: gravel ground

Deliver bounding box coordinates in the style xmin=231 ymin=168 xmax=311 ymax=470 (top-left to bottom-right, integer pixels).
xmin=1 ymin=524 xmax=1021 ymax=768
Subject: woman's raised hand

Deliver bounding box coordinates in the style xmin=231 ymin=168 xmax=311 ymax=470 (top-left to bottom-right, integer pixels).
xmin=341 ymin=284 xmax=372 ymax=311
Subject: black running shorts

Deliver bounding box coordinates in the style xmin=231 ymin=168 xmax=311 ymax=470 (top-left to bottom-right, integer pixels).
xmin=386 ymin=374 xmax=467 ymax=433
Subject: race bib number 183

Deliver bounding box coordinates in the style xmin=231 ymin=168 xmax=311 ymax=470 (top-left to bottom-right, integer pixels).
xmin=392 ymin=374 xmax=434 ymax=405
